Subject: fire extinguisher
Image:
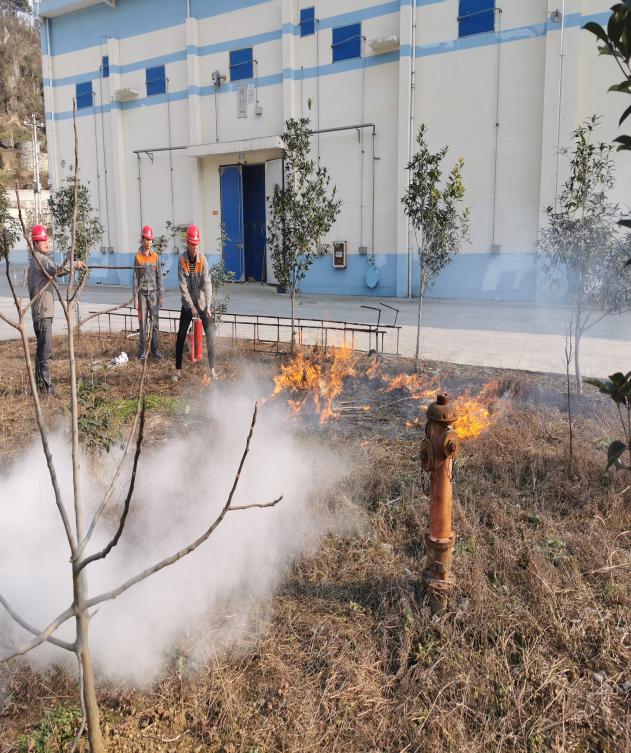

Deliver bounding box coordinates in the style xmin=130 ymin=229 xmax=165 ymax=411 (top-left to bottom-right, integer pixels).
xmin=188 ymin=317 xmax=203 ymax=362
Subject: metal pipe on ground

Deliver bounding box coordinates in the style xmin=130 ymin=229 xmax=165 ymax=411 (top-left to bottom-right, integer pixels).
xmin=420 ymin=392 xmax=459 ymax=614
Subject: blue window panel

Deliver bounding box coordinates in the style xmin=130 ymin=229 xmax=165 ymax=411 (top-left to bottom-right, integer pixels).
xmin=146 ymin=64 xmax=166 ymax=96
xmin=332 ymin=23 xmax=361 ymax=63
xmin=229 ymin=47 xmax=253 ymax=81
xmin=458 ymin=0 xmax=495 ymax=38
xmin=76 ymin=81 xmax=93 ymax=109
xmin=300 ymin=7 xmax=315 ymax=37
xmin=102 ymin=55 xmax=109 ymax=78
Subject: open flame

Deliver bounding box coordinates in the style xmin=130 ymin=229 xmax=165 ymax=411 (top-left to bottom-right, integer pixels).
xmin=383 ymin=372 xmax=439 ymax=401
xmin=272 ymin=346 xmax=357 ymax=424
xmin=449 ymin=381 xmax=499 ymax=439
xmin=272 ymin=348 xmax=499 ymax=438
xmin=452 ymin=393 xmax=491 ymax=439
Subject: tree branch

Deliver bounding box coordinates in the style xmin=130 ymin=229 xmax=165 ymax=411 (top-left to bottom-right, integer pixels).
xmin=0 ymin=604 xmax=76 ymax=662
xmin=78 ymin=297 xmax=135 ymax=329
xmin=85 ymin=405 xmax=282 ymax=611
xmin=0 ymin=309 xmax=19 ymax=330
xmin=228 ymin=499 xmax=283 ymax=511
xmin=0 ymin=593 xmax=74 ymax=652
xmin=79 ymin=331 xmax=151 ymax=554
xmin=68 ymin=102 xmax=79 ymax=303
xmin=581 ymin=309 xmax=610 ymax=333
xmin=4 ymin=256 xmax=20 ymax=313
xmin=76 ymin=400 xmax=146 ymax=573
xmin=15 ymin=321 xmax=77 ymax=553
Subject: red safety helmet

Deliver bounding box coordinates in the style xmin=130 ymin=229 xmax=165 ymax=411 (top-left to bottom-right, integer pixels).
xmin=141 ymin=225 xmax=154 ymax=240
xmin=186 ymin=224 xmax=201 ymax=246
xmin=31 ymin=224 xmax=48 ymax=243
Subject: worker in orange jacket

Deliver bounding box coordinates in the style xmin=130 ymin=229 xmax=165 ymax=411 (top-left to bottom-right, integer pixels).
xmin=173 ymin=224 xmax=216 ymax=381
xmin=133 ymin=225 xmax=163 ymax=361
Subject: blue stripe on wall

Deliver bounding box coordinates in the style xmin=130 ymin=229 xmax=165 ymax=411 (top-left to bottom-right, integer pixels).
xmin=43 ymin=3 xmax=612 ymax=90
xmin=79 ymin=250 xmax=539 ymax=302
xmin=46 ymin=47 xmax=400 ymax=121
xmin=44 ymin=5 xmax=609 ymax=122
xmin=48 ymin=0 xmax=185 ymax=56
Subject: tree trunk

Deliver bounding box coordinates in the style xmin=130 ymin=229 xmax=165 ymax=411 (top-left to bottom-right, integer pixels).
xmin=414 ymin=272 xmax=425 ymax=371
xmin=76 ymin=606 xmax=105 ymax=753
xmin=574 ymin=314 xmax=582 ymax=395
xmin=290 ymin=286 xmax=296 ymax=354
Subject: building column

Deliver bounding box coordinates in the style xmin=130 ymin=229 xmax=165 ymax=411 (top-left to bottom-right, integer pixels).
xmin=281 ymin=0 xmax=298 ymax=123
xmin=40 ymin=20 xmax=59 ymax=193
xmin=106 ymin=38 xmax=131 ymax=255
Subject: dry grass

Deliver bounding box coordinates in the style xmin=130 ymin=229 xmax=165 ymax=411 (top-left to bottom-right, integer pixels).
xmin=1 ymin=335 xmax=630 ymax=753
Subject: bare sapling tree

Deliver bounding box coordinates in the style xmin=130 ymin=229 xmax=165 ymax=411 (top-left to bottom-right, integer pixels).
xmin=564 ymin=317 xmax=574 ymax=474
xmin=267 ymin=111 xmax=341 ymax=351
xmin=402 ymin=124 xmax=470 ymax=371
xmin=538 ymin=117 xmax=631 ymax=393
xmin=0 ymin=108 xmax=282 ymax=753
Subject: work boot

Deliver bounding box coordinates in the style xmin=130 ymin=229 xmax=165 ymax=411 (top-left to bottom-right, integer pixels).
xmin=210 ymin=368 xmax=218 ymax=380
xmin=153 ymin=350 xmax=163 ymax=361
xmin=172 ymin=369 xmax=182 ymax=383
xmin=139 ymin=351 xmax=146 ymax=362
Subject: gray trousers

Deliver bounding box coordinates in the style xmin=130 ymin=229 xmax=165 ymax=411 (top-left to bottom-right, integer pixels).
xmin=138 ymin=290 xmax=159 ymax=355
xmin=33 ymin=317 xmax=53 ymax=392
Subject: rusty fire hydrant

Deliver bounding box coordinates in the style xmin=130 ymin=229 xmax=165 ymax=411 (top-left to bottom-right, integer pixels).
xmin=419 ymin=393 xmax=459 ymax=613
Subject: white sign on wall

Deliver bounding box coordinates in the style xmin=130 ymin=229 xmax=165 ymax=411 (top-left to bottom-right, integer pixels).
xmin=237 ymin=84 xmax=247 ymax=118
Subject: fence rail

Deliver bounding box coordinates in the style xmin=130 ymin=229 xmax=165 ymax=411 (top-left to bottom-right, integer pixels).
xmin=89 ymin=306 xmax=401 ymax=355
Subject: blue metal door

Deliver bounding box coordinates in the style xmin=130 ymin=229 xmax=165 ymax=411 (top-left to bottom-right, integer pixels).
xmin=220 ymin=165 xmax=244 ymax=281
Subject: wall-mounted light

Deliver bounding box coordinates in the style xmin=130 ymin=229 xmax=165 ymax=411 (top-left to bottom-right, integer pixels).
xmin=212 ymin=70 xmax=226 ymax=88
xmin=368 ymin=35 xmax=399 ymax=54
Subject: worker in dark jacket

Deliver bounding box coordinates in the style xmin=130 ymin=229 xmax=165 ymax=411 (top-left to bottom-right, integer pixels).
xmin=173 ymin=224 xmax=216 ymax=381
xmin=27 ymin=224 xmax=86 ymax=395
xmin=133 ymin=225 xmax=163 ymax=361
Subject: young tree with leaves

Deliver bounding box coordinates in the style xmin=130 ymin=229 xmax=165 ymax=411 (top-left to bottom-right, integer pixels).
xmin=267 ymin=114 xmax=341 ymax=350
xmin=402 ymin=124 xmax=469 ymax=371
xmin=48 ymin=170 xmax=103 ymax=263
xmin=538 ymin=117 xmax=631 ymax=392
xmin=0 ymin=182 xmax=20 ymax=260
xmin=582 ymin=6 xmax=631 ymax=472
xmin=584 ymin=5 xmax=631 ymax=163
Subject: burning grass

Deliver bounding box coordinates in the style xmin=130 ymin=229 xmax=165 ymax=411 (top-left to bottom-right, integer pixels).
xmin=1 ymin=335 xmax=630 ymax=752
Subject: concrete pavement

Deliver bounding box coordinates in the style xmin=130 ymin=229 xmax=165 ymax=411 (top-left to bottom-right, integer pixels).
xmin=0 ymin=275 xmax=629 ymax=377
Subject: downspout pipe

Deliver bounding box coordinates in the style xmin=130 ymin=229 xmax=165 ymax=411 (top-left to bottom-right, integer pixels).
xmin=45 ymin=17 xmax=59 ymax=260
xmin=407 ymin=0 xmax=417 ymax=299
xmin=553 ymin=0 xmax=567 ymax=209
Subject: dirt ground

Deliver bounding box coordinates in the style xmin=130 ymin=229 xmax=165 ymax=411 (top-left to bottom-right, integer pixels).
xmin=0 ymin=332 xmax=630 ymax=753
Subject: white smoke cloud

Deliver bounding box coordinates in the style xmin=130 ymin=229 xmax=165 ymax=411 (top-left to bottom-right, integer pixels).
xmin=0 ymin=377 xmax=356 ymax=685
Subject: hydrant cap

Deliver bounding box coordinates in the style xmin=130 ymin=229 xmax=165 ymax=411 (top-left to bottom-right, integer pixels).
xmin=427 ymin=393 xmax=458 ymax=423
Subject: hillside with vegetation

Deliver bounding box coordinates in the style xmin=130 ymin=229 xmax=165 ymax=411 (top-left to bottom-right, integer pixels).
xmin=0 ymin=0 xmax=45 ymax=188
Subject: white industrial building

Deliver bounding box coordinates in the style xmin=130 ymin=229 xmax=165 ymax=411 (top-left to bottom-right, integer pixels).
xmin=37 ymin=0 xmax=628 ymax=300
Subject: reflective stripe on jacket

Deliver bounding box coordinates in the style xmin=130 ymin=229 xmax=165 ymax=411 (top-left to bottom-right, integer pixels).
xmin=178 ymin=253 xmax=212 ymax=313
xmin=133 ymin=251 xmax=163 ymax=299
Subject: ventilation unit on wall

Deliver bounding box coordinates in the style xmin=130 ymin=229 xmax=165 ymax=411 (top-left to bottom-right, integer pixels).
xmin=113 ymin=88 xmax=138 ymax=102
xmin=333 ymin=241 xmax=347 ymax=269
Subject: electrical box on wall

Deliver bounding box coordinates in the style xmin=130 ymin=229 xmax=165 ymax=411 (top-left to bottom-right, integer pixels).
xmin=333 ymin=241 xmax=347 ymax=269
